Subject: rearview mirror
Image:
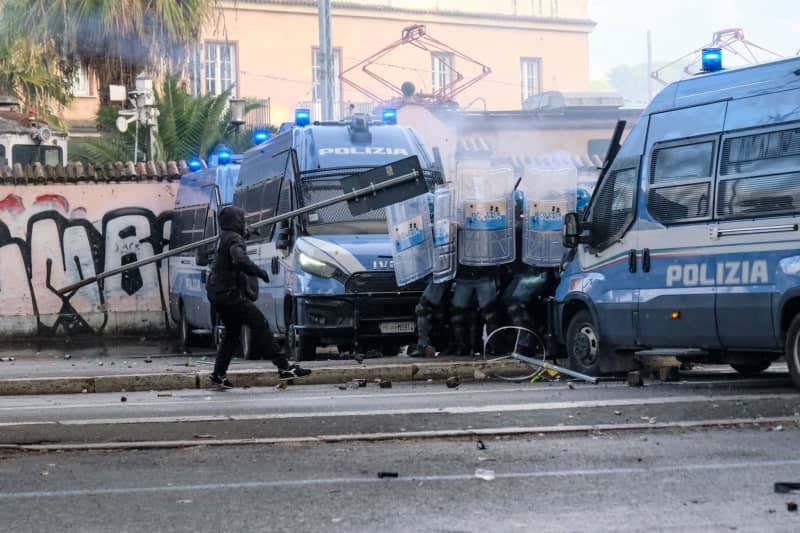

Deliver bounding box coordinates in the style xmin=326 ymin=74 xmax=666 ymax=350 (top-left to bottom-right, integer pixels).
xmin=275 ymin=221 xmax=291 ymax=251
xmin=195 ymin=246 xmax=214 ymax=267
xmin=562 ymin=212 xmax=581 ymax=249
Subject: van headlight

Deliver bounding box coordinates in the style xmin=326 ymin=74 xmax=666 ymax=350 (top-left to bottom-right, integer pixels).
xmin=298 ymin=252 xmax=340 ymax=279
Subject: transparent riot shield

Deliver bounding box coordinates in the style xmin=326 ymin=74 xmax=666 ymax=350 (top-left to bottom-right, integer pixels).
xmin=432 ymin=183 xmax=457 ymax=283
xmin=456 ymin=166 xmax=516 ymax=266
xmin=385 ymin=193 xmax=434 ymax=286
xmin=520 ymin=157 xmax=577 ymax=267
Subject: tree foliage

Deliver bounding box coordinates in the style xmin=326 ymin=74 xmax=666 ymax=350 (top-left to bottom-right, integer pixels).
xmin=1 ymin=0 xmax=221 ymax=105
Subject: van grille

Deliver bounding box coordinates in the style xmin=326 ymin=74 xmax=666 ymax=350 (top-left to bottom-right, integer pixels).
xmin=345 ymin=272 xmax=427 ymax=293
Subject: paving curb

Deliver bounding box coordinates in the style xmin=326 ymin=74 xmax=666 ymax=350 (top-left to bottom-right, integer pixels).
xmin=0 ymin=360 xmax=531 ymax=396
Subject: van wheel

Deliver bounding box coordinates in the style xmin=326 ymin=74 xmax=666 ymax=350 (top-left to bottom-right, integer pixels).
xmin=241 ymin=325 xmax=258 ymax=360
xmin=730 ymin=360 xmax=772 ymax=376
xmin=784 ymin=314 xmax=800 ymax=389
xmin=179 ymin=309 xmax=198 ymax=349
xmin=566 ymin=310 xmax=604 ymax=376
xmin=289 ymin=326 xmax=317 ymax=361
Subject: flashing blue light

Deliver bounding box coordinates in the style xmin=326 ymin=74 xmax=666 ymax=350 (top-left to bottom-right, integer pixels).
xmin=187 ymin=157 xmax=203 ymax=172
xmin=295 ymin=108 xmax=311 ymax=127
xmin=382 ymin=108 xmax=398 ymax=125
xmin=216 ymin=146 xmax=233 ymax=165
xmin=253 ymin=128 xmax=270 ymax=144
xmin=701 ymin=48 xmax=723 ymax=72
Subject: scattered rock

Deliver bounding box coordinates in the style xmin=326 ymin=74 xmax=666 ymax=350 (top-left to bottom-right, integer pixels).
xmin=98 ymin=361 xmax=104 ymax=366
xmin=157 ymin=393 xmax=172 ymax=398
xmin=473 ymin=369 xmax=487 ymax=381
xmin=144 ymin=357 xmax=153 ymax=363
xmin=772 ymin=425 xmax=784 ymax=432
xmin=614 ymin=410 xmax=622 ymax=416
xmin=379 ymin=379 xmax=392 ymax=389
xmin=627 ymin=371 xmax=644 ymax=387
xmin=275 ymin=382 xmax=288 ymax=390
xmin=64 ymin=354 xmax=71 ymax=360
xmin=567 ymin=383 xmax=575 ymax=390
xmin=176 ymin=499 xmax=192 ymax=504
xmin=476 ymin=440 xmax=487 ymax=450
xmin=81 ymin=388 xmax=88 ymax=394
xmin=446 ymin=376 xmax=460 ymax=389
xmin=120 ymin=396 xmax=127 ymax=402
xmin=347 ymin=381 xmax=360 ymax=390
xmin=788 ymin=502 xmax=798 ymax=512
xmin=353 ymin=353 xmax=365 ymax=364
xmin=658 ymin=366 xmax=680 ymax=382
xmin=478 ymin=456 xmax=496 ymax=462
xmin=337 ymin=384 xmax=348 ymax=391
xmin=193 ymin=434 xmax=215 ymax=439
xmin=377 ymin=472 xmax=399 ymax=478
xmin=356 ymin=379 xmax=368 ymax=388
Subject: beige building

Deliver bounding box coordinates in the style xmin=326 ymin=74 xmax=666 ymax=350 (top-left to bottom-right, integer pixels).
xmin=66 ymin=0 xmax=595 ymax=131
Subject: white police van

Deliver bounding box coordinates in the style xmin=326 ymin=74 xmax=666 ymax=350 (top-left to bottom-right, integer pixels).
xmin=233 ymin=110 xmax=441 ymax=360
xmin=168 ymin=153 xmax=240 ymax=348
xmin=557 ymin=53 xmax=800 ymax=388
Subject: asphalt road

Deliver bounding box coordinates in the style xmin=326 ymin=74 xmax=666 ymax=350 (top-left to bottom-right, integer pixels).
xmin=1 ymin=368 xmax=799 ymax=532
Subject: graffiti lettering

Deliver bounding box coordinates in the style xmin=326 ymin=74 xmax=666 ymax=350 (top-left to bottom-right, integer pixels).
xmin=0 ymin=186 xmax=175 ymax=337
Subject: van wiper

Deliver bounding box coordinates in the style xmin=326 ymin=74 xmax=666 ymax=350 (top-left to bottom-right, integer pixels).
xmin=596 ymin=120 xmax=627 ymax=184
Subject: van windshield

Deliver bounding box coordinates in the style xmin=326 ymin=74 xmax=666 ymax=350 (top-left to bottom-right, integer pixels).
xmin=299 ymin=168 xmax=387 ymax=235
xmin=297 ymin=166 xmax=442 ymax=236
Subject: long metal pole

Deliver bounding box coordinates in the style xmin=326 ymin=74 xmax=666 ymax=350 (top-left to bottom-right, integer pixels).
xmin=56 ymin=169 xmax=421 ymax=296
xmin=318 ymin=0 xmax=334 ymax=120
xmin=512 ymin=353 xmax=599 ymax=384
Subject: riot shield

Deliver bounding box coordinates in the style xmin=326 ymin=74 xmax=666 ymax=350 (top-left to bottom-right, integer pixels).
xmin=386 ymin=193 xmax=434 ymax=286
xmin=432 ymin=183 xmax=457 ymax=283
xmin=456 ymin=166 xmax=515 ymax=267
xmin=520 ymin=157 xmax=577 ymax=267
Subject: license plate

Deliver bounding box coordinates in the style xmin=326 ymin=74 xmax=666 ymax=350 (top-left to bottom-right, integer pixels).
xmin=379 ymin=321 xmax=415 ymax=334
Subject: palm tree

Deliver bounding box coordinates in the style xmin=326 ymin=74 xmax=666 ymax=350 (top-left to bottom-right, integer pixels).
xmin=1 ymin=0 xmax=221 ymax=105
xmin=0 ymin=34 xmax=73 ymax=127
xmin=71 ymin=75 xmax=270 ymax=163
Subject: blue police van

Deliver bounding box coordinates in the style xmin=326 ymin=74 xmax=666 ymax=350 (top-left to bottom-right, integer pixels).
xmin=232 ymin=111 xmax=440 ymax=360
xmin=168 ymin=155 xmax=240 ymax=348
xmin=557 ymin=54 xmax=800 ymax=388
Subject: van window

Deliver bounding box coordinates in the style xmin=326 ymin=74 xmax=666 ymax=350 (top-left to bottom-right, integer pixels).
xmin=648 ymin=141 xmax=714 ymax=224
xmin=717 ymin=126 xmax=800 ymax=218
xmin=589 ymin=167 xmax=636 ymax=250
xmin=234 ymin=174 xmax=280 ymax=228
xmin=170 ymin=205 xmax=208 ymax=250
xmin=0 ymin=145 xmax=6 ymax=167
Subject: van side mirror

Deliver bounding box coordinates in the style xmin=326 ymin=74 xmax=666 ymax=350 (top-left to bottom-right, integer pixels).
xmin=562 ymin=212 xmax=582 ymax=249
xmin=275 ymin=221 xmax=291 ymax=251
xmin=195 ymin=245 xmax=214 ymax=267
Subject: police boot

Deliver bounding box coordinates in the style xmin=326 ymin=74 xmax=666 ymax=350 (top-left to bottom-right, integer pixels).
xmin=409 ymin=299 xmax=436 ymax=358
xmin=446 ymin=311 xmax=471 ymax=356
xmin=468 ymin=309 xmax=485 ymax=356
xmin=507 ymin=300 xmax=532 ymax=329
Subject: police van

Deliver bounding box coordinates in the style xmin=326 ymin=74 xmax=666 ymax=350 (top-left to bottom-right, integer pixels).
xmin=557 ymin=54 xmax=800 ymax=388
xmin=168 ymin=153 xmax=240 ymax=348
xmin=233 ymin=111 xmax=440 ymax=360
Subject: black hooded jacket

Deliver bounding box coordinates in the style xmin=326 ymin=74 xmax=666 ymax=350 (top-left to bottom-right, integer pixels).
xmin=206 ymin=207 xmax=269 ymax=304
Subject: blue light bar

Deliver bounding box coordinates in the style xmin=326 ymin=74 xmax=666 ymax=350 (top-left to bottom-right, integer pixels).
xmin=382 ymin=108 xmax=398 ymax=125
xmin=253 ymin=128 xmax=270 ymax=144
xmin=701 ymin=48 xmax=723 ymax=72
xmin=187 ymin=157 xmax=203 ymax=172
xmin=216 ymin=146 xmax=232 ymax=165
xmin=295 ymin=108 xmax=311 ymax=127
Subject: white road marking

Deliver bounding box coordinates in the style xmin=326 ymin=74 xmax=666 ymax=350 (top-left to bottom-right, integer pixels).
xmin=0 ymin=393 xmax=792 ymax=428
xmin=3 ymin=457 xmax=800 ymax=499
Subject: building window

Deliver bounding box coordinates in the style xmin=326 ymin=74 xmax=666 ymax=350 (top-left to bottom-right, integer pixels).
xmin=312 ymin=47 xmax=342 ymax=119
xmin=431 ymin=52 xmax=454 ymax=94
xmin=521 ymin=57 xmax=541 ymax=104
xmin=71 ymin=65 xmax=91 ymax=97
xmin=188 ymin=42 xmax=237 ymax=97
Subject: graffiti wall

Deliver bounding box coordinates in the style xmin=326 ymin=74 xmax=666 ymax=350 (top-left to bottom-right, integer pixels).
xmin=0 ymin=183 xmax=178 ymax=338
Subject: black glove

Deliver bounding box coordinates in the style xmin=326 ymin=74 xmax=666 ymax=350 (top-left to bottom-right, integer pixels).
xmin=258 ymin=269 xmax=270 ymax=283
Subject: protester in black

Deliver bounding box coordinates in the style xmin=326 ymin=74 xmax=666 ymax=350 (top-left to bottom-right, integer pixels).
xmin=206 ymin=206 xmax=311 ymax=388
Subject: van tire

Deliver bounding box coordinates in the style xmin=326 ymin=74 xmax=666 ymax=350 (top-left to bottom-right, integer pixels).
xmin=179 ymin=308 xmax=199 ymax=349
xmin=784 ymin=314 xmax=800 ymax=388
xmin=566 ymin=310 xmax=604 ymax=376
xmin=289 ymin=326 xmax=317 ymax=361
xmin=730 ymin=360 xmax=772 ymax=376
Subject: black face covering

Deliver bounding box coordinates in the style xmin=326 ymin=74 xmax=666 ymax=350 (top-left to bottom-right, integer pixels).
xmin=219 ymin=206 xmax=246 ymax=236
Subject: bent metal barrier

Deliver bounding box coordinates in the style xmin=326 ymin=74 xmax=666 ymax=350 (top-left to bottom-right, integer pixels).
xmin=0 ymin=161 xmax=186 ymax=338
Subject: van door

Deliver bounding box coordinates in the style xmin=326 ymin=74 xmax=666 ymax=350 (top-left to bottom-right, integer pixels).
xmin=576 ymin=154 xmax=641 ymax=347
xmin=636 ymin=102 xmax=725 ymax=349
xmin=269 ymin=177 xmax=292 ymax=335
xmin=711 ymin=121 xmax=800 ymax=349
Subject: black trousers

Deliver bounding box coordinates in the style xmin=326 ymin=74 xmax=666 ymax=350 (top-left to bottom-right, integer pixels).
xmin=212 ymin=296 xmax=289 ymax=377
